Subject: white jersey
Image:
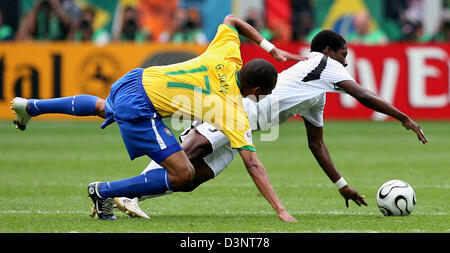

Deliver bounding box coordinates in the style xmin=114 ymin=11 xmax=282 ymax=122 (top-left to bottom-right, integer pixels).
xmin=145 ymin=53 xmax=356 ymax=179
xmin=177 ymin=52 xmax=356 ymax=177
xmin=246 ymin=51 xmax=355 ymax=129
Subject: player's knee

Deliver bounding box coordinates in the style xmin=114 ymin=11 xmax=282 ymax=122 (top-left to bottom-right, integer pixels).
xmin=172 ymin=163 xmax=195 ymax=187
xmin=182 ymin=132 xmax=213 ymax=160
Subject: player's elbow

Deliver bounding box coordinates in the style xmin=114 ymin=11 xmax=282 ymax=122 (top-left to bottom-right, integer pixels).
xmin=244 ymin=157 xmax=264 ymax=174
xmin=223 ymin=14 xmax=237 ymax=27
xmin=245 ymin=163 xmax=262 ymax=176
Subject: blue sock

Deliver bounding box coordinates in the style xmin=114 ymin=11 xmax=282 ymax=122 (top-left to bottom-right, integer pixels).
xmin=27 ymin=95 xmax=99 ymax=117
xmin=98 ymin=168 xmax=173 ymax=198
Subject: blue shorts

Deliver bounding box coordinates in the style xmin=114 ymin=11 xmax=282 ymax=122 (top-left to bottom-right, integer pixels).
xmin=101 ymin=68 xmax=182 ymax=163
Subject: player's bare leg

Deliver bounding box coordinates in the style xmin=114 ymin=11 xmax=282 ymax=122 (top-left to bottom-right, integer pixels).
xmin=158 ymin=151 xmax=196 ymax=189
xmin=115 ymin=130 xmax=216 ymax=218
xmin=181 ymin=129 xmax=213 ymax=160
xmin=141 ymin=129 xmax=215 ymax=192
xmin=174 ymin=159 xmax=214 ymax=192
xmin=173 ymin=129 xmax=215 ymax=191
xmin=89 ymin=150 xmax=195 ymax=220
xmin=114 ymin=159 xmax=214 ymax=219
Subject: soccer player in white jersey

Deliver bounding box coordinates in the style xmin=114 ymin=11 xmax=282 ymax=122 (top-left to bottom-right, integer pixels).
xmin=114 ymin=30 xmax=428 ymax=219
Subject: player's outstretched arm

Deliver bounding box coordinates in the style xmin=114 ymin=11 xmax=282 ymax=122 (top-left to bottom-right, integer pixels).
xmin=336 ymin=80 xmax=428 ymax=144
xmin=238 ymin=149 xmax=297 ymax=222
xmin=223 ymin=14 xmax=304 ymax=62
xmin=304 ymin=119 xmax=367 ymax=207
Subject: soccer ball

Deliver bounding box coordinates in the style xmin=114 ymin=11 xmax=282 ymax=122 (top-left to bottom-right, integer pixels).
xmin=376 ymin=179 xmax=416 ymax=216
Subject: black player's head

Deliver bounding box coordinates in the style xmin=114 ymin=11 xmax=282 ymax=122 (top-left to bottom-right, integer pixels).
xmin=238 ymin=58 xmax=277 ymax=101
xmin=311 ymin=30 xmax=348 ymax=67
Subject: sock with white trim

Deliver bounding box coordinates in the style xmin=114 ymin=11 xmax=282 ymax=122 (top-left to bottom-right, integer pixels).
xmin=27 ymin=95 xmax=99 ymax=117
xmin=138 ymin=160 xmax=174 ymax=201
xmin=97 ymin=168 xmax=173 ymax=199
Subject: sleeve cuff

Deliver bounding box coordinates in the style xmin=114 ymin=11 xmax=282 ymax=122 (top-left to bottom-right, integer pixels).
xmin=236 ymin=145 xmax=256 ymax=152
xmin=225 ymin=24 xmax=238 ymax=34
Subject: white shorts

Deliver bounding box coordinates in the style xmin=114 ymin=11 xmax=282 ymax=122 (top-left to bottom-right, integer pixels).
xmin=251 ymin=94 xmax=326 ymax=130
xmin=180 ymin=121 xmax=236 ymax=177
xmin=142 ymin=121 xmax=236 ymax=178
xmin=142 ymin=140 xmax=235 ymax=178
xmin=150 ymin=94 xmax=326 ymax=178
xmin=181 ymin=94 xmax=326 ymax=177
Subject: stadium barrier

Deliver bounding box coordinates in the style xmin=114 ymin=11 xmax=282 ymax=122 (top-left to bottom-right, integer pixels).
xmin=0 ymin=42 xmax=449 ymax=120
xmin=0 ymin=42 xmax=206 ymax=120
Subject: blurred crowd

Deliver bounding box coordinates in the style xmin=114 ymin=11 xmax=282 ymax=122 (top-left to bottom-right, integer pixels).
xmin=275 ymin=0 xmax=450 ymax=44
xmin=0 ymin=0 xmax=448 ymax=44
xmin=0 ymin=0 xmax=208 ymax=45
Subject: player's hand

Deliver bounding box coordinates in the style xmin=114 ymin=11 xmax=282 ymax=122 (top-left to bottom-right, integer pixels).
xmin=277 ymin=210 xmax=297 ymax=222
xmin=270 ymin=48 xmax=308 ymax=62
xmin=401 ymin=117 xmax=428 ymax=144
xmin=339 ymin=185 xmax=368 ymax=208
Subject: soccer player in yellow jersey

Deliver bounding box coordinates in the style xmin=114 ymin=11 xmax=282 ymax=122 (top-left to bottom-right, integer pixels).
xmin=11 ymin=15 xmax=301 ymax=222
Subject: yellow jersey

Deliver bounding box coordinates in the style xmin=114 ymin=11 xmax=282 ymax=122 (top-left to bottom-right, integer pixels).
xmin=142 ymin=24 xmax=255 ymax=151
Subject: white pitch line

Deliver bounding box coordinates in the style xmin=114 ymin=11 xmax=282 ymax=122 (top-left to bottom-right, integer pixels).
xmin=0 ymin=210 xmax=89 ymax=215
xmin=0 ymin=210 xmax=448 ymax=216
xmin=222 ymin=210 xmax=449 ymax=216
xmin=193 ymin=183 xmax=450 ymax=189
xmin=2 ymin=182 xmax=450 ymax=189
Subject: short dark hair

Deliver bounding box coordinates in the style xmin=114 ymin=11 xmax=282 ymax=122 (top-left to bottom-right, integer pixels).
xmin=240 ymin=58 xmax=277 ymax=91
xmin=311 ymin=30 xmax=347 ymax=53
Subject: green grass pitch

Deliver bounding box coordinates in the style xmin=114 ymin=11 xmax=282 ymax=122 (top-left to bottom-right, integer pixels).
xmin=0 ymin=119 xmax=449 ymax=233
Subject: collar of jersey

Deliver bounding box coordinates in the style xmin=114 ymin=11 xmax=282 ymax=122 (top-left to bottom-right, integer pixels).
xmin=309 ymin=51 xmax=323 ymax=57
xmin=235 ymin=71 xmax=243 ymax=93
